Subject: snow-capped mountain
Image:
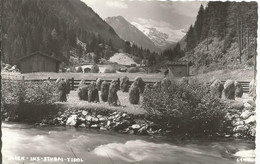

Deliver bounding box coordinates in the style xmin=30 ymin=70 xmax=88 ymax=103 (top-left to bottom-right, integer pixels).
xmin=105 ymin=16 xmax=160 ymax=52
xmin=131 ymin=21 xmax=186 ymax=50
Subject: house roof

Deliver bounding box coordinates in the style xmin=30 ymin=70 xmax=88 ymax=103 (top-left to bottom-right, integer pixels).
xmin=167 ymin=61 xmax=188 ymax=66
xmin=16 ymin=51 xmax=63 ymax=63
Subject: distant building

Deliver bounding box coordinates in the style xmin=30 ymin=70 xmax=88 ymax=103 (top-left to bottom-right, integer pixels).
xmin=17 ymin=51 xmax=62 ymax=73
xmin=167 ymin=61 xmax=189 ymax=78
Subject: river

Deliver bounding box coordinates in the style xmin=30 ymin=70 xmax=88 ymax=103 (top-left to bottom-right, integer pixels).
xmin=2 ymin=122 xmax=255 ymax=164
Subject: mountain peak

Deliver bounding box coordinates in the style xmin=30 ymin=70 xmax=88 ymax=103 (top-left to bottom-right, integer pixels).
xmin=105 ymin=16 xmax=159 ymax=52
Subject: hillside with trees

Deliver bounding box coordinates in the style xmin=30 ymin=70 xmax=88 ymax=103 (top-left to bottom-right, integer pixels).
xmin=162 ymin=2 xmax=257 ymax=74
xmin=183 ymin=2 xmax=257 ymax=74
xmin=1 ymin=0 xmax=160 ymax=67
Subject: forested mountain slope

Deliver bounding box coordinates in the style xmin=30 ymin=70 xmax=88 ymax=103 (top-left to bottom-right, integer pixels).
xmin=162 ymin=2 xmax=257 ymax=74
xmin=2 ymin=0 xmax=124 ymax=64
xmin=184 ymin=2 xmax=257 ymax=74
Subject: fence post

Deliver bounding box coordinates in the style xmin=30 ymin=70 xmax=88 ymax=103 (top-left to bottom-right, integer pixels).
xmin=71 ymin=78 xmax=74 ymax=90
xmin=22 ymin=76 xmax=25 ymax=81
xmin=48 ymin=77 xmax=50 ymax=81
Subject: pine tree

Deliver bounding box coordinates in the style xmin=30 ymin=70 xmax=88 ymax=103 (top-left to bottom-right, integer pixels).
xmin=194 ymin=4 xmax=205 ymax=42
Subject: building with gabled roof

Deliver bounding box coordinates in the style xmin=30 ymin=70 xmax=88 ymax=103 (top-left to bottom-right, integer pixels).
xmin=16 ymin=51 xmax=62 ymax=73
xmin=167 ymin=61 xmax=189 ymax=78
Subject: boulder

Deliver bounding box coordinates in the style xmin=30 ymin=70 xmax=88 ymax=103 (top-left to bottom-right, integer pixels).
xmin=90 ymin=124 xmax=100 ymax=129
xmin=131 ymin=124 xmax=141 ymax=130
xmin=82 ymin=111 xmax=88 ymax=116
xmin=246 ymin=100 xmax=256 ymax=107
xmin=86 ymin=115 xmax=94 ymax=122
xmin=210 ymin=79 xmax=224 ymax=98
xmin=233 ymin=125 xmax=247 ymax=132
xmin=244 ymin=115 xmax=256 ymax=124
xmin=222 ymin=80 xmax=235 ymax=100
xmin=244 ymin=102 xmax=253 ymax=108
xmin=66 ymin=115 xmax=78 ymax=126
xmin=138 ymin=126 xmax=148 ymax=135
xmin=113 ymin=120 xmax=130 ymax=131
xmin=249 ymin=126 xmax=256 ymax=137
xmin=79 ymin=123 xmax=86 ymax=128
xmin=234 ymin=81 xmax=243 ymax=98
xmin=240 ymin=110 xmax=254 ymax=119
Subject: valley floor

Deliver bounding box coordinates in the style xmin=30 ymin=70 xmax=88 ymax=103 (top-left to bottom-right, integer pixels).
xmin=1 ymin=68 xmax=254 ymax=82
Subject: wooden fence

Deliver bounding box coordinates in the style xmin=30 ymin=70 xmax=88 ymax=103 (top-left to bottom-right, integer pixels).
xmin=2 ymin=77 xmax=251 ymax=93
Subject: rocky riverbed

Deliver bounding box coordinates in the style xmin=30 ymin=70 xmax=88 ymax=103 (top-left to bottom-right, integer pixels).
xmin=30 ymin=98 xmax=256 ymax=139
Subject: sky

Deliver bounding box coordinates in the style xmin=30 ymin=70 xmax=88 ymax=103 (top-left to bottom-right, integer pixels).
xmin=81 ymin=0 xmax=208 ymax=31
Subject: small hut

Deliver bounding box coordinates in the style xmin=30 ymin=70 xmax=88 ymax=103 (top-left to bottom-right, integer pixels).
xmin=17 ymin=51 xmax=62 ymax=73
xmin=167 ymin=61 xmax=189 ymax=78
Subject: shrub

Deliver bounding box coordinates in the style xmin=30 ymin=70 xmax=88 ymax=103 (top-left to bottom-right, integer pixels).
xmin=128 ymin=67 xmax=139 ymax=73
xmin=76 ymin=66 xmax=83 ymax=73
xmin=2 ymin=80 xmax=59 ymax=105
xmin=104 ymin=68 xmax=116 ymax=73
xmin=2 ymin=80 xmax=59 ymax=121
xmin=91 ymin=64 xmax=100 ymax=73
xmin=142 ymin=81 xmax=227 ymax=134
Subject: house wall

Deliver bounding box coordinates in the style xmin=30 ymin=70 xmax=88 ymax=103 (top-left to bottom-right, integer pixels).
xmin=168 ymin=65 xmax=188 ymax=78
xmin=19 ymin=54 xmax=58 ymax=73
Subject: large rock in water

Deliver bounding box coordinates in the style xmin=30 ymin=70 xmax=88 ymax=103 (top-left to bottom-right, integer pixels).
xmin=223 ymin=80 xmax=235 ymax=100
xmin=210 ymin=79 xmax=224 ymax=98
xmin=234 ymin=81 xmax=243 ymax=98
